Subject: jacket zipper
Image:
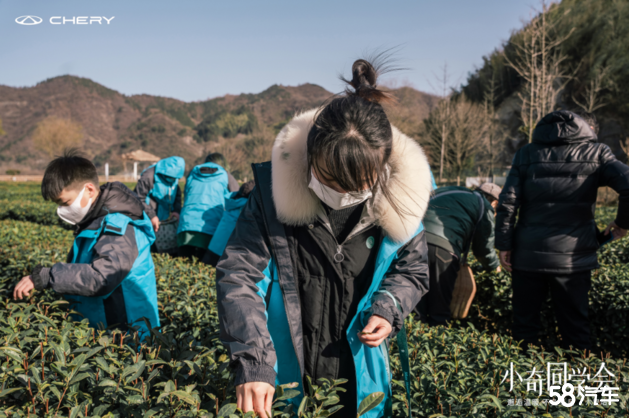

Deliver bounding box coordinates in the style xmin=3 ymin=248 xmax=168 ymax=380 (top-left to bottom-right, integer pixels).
xmin=319 ymin=220 xmax=374 ymax=263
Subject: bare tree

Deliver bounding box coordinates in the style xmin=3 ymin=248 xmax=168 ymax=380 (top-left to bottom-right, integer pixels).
xmin=481 ymin=72 xmax=506 ymax=178
xmin=31 ymin=116 xmax=84 ymax=158
xmin=445 ymin=96 xmax=491 ymax=185
xmin=421 ymin=100 xmax=450 ymax=181
xmin=572 ymin=64 xmax=615 ymax=113
xmin=422 ymin=95 xmax=491 ymax=186
xmin=426 ymin=63 xmax=454 ymax=182
xmin=505 ymin=0 xmax=575 ymax=142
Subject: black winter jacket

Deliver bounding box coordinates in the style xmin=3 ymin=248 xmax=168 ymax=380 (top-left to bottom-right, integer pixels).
xmin=496 ymin=111 xmax=629 ymax=273
xmin=215 ymin=109 xmax=433 ymax=402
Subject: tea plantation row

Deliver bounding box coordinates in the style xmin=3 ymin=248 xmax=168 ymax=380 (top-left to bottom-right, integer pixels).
xmin=2 ymin=185 xmax=627 ymax=359
xmin=1 ymin=219 xmax=628 ymax=417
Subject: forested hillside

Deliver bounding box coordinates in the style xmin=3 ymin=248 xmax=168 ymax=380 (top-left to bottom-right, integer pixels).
xmin=420 ymin=0 xmax=629 ymax=182
xmin=462 ymin=0 xmax=629 ymax=158
xmin=0 ymin=76 xmax=437 ymax=179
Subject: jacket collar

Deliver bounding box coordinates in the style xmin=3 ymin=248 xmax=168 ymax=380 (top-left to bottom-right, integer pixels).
xmin=271 ymin=108 xmax=433 ymax=243
xmin=76 ymin=182 xmax=145 ymax=233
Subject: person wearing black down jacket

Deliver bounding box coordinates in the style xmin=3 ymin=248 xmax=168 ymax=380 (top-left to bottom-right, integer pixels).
xmin=495 ymin=110 xmax=629 ymax=350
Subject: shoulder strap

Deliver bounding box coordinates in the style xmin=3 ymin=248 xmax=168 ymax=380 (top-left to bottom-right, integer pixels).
xmin=102 ymin=213 xmax=131 ymax=236
xmin=378 ymin=290 xmax=412 ymax=418
xmin=462 ymin=192 xmax=485 ymax=262
xmin=429 ymin=190 xmax=485 ymax=262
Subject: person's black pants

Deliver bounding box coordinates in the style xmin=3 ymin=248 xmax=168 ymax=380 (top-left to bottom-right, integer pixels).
xmin=415 ymin=244 xmax=460 ymax=326
xmin=177 ymin=245 xmax=208 ymax=261
xmin=512 ymin=269 xmax=592 ymax=350
xmin=201 ymin=250 xmax=221 ymax=267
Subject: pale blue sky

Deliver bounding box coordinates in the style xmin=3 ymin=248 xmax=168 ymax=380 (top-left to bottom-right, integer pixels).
xmin=0 ymin=0 xmax=536 ymax=101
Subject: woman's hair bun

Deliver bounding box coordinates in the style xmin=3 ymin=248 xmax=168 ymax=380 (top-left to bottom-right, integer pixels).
xmin=342 ymin=57 xmax=394 ymax=104
xmin=350 ymin=59 xmax=377 ymax=90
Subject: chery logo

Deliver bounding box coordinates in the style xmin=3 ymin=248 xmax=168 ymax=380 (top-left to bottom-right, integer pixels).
xmin=15 ymin=15 xmax=43 ymax=25
xmin=15 ymin=16 xmax=115 ymax=25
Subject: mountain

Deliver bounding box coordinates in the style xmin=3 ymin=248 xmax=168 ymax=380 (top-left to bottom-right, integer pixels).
xmin=0 ymin=75 xmax=438 ymax=178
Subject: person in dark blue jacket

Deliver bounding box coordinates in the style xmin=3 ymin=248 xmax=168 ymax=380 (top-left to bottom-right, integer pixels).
xmin=13 ymin=150 xmax=160 ymax=340
xmin=202 ymin=180 xmax=255 ymax=266
xmin=177 ymin=161 xmax=232 ymax=260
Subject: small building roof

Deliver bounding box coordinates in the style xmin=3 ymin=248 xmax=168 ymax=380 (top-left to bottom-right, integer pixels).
xmin=121 ymin=149 xmax=161 ymax=162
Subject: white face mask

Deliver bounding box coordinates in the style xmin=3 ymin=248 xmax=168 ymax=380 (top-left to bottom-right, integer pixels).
xmin=57 ymin=186 xmax=94 ymax=225
xmin=308 ymin=169 xmax=373 ymax=210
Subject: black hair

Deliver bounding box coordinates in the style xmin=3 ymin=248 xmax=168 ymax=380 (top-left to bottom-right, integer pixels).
xmin=572 ymin=110 xmax=599 ymax=135
xmin=307 ymin=55 xmax=410 ymax=218
xmin=205 ymin=152 xmax=227 ymax=167
xmin=41 ymin=148 xmax=99 ymax=201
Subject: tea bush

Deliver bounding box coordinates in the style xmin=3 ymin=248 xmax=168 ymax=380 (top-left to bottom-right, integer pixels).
xmin=0 ymin=220 xmax=356 ymax=417
xmin=1 ymin=191 xmax=629 ymax=416
xmin=0 ymin=183 xmax=136 ymax=229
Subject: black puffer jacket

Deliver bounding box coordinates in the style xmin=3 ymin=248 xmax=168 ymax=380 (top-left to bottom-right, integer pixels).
xmin=496 ymin=111 xmax=629 ymax=273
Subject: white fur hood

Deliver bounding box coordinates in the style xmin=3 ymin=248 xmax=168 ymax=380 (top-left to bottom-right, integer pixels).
xmin=271 ymin=108 xmax=433 ymax=243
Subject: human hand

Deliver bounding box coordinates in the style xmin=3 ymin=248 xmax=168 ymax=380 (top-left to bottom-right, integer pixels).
xmin=151 ymin=216 xmax=160 ymax=233
xmin=170 ymin=212 xmax=180 ymax=221
xmin=13 ymin=276 xmax=35 ymax=300
xmin=499 ymin=250 xmax=512 ymax=272
xmin=604 ymin=221 xmax=627 ymax=241
xmin=236 ymin=382 xmax=274 ymax=417
xmin=358 ymin=314 xmax=392 ymax=347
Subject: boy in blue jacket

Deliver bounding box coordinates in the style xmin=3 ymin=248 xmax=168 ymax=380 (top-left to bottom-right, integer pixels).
xmin=13 ymin=151 xmax=160 ymax=340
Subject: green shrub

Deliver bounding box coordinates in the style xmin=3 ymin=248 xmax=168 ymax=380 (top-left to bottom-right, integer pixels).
xmin=0 ymin=199 xmax=71 ymax=229
xmin=0 ymin=220 xmax=356 ymax=417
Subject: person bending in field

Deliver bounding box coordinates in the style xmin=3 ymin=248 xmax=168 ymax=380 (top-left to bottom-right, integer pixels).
xmin=134 ymin=156 xmax=185 ymax=235
xmin=216 ymin=58 xmax=431 ymax=417
xmin=176 ymin=158 xmax=232 ymax=261
xmin=13 ymin=150 xmax=160 ymax=340
xmin=204 ymin=152 xmax=240 ymax=193
xmin=496 ymin=110 xmax=629 ymax=350
xmin=202 ymin=180 xmax=255 ymax=267
xmin=415 ymin=182 xmax=502 ymax=326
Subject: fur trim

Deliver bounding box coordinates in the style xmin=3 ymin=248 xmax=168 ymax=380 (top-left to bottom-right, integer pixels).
xmin=271 ymin=108 xmax=433 ymax=243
